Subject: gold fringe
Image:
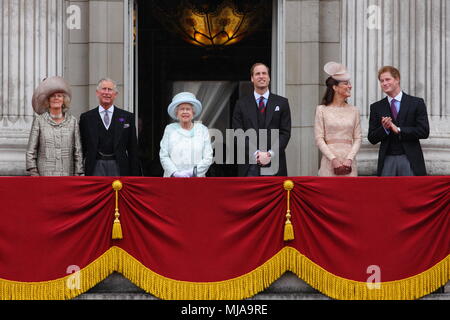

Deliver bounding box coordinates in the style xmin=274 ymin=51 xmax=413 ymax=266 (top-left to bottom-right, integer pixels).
xmin=115 ymin=247 xmax=288 ymax=300
xmin=286 ymin=247 xmax=450 ymax=300
xmin=0 ymin=246 xmax=448 ymax=300
xmin=0 ymin=248 xmax=117 ymax=300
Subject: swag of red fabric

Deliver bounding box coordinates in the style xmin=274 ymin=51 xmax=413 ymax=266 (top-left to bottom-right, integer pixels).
xmin=0 ymin=176 xmax=448 ymax=285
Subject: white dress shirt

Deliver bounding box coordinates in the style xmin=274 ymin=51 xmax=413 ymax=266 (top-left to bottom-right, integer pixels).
xmin=99 ymin=105 xmax=115 ymax=129
xmin=254 ymin=90 xmax=270 ymax=106
xmin=253 ymin=90 xmax=274 ymax=157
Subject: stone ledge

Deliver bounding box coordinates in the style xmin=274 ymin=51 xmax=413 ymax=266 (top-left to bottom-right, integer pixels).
xmin=75 ymin=293 xmax=157 ymax=300
xmin=251 ymin=293 xmax=329 ymax=300
xmin=75 ymin=292 xmax=331 ymax=300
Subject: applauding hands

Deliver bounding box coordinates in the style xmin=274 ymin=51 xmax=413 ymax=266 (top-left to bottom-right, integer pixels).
xmin=381 ymin=117 xmax=400 ymax=134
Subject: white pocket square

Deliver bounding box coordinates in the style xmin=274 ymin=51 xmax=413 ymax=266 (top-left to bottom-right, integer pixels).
xmin=123 ymin=123 xmax=130 ymax=128
xmin=275 ymin=106 xmax=280 ymax=111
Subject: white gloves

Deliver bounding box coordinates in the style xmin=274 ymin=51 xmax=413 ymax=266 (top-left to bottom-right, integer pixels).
xmin=29 ymin=168 xmax=39 ymax=176
xmin=254 ymin=151 xmax=272 ymax=166
xmin=172 ymin=169 xmax=193 ymax=178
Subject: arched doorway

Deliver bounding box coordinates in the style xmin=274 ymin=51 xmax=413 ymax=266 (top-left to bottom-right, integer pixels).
xmin=135 ymin=0 xmax=273 ymax=176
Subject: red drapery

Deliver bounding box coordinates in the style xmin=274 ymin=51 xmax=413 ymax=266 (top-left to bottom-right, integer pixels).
xmin=0 ymin=176 xmax=448 ymax=299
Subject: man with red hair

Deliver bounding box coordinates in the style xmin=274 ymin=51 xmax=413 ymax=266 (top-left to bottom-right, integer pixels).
xmin=368 ymin=66 xmax=429 ymax=176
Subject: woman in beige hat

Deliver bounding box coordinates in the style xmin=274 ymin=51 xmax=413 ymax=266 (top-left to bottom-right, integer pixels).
xmin=159 ymin=92 xmax=213 ymax=177
xmin=26 ymin=76 xmax=84 ymax=176
xmin=314 ymin=62 xmax=362 ymax=176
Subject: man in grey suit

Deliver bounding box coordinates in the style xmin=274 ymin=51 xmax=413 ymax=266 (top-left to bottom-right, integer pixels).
xmin=232 ymin=63 xmax=291 ymax=176
xmin=368 ymin=66 xmax=429 ymax=176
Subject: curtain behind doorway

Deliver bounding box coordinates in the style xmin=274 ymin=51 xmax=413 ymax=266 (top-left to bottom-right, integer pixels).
xmin=171 ymin=81 xmax=238 ymax=176
xmin=171 ymin=81 xmax=237 ymax=134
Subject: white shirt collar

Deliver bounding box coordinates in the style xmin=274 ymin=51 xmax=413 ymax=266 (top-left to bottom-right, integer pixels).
xmin=99 ymin=105 xmax=115 ymax=114
xmin=254 ymin=90 xmax=270 ymax=101
xmin=387 ymin=91 xmax=403 ymax=103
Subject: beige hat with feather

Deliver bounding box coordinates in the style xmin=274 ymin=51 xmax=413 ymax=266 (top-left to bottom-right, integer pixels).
xmin=323 ymin=62 xmax=351 ymax=81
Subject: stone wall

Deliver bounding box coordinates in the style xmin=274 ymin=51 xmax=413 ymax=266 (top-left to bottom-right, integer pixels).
xmin=342 ymin=0 xmax=450 ymax=175
xmin=0 ymin=0 xmax=64 ymax=175
xmin=284 ymin=0 xmax=342 ymax=176
xmin=65 ymin=0 xmax=128 ymax=121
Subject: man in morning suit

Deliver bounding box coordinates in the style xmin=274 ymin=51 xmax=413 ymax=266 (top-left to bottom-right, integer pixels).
xmin=368 ymin=66 xmax=429 ymax=176
xmin=79 ymin=78 xmax=141 ymax=176
xmin=232 ymin=63 xmax=291 ymax=176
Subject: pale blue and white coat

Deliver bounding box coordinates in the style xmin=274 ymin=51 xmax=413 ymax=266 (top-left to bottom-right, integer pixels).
xmin=159 ymin=122 xmax=213 ymax=177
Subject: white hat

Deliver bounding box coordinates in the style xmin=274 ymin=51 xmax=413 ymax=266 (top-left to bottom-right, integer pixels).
xmin=167 ymin=92 xmax=202 ymax=121
xmin=32 ymin=76 xmax=72 ymax=114
xmin=324 ymin=61 xmax=351 ymax=81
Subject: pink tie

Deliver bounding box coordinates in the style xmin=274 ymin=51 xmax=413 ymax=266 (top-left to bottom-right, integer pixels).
xmin=390 ymin=99 xmax=398 ymax=120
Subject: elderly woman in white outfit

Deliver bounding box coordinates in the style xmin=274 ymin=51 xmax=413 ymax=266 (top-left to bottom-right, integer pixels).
xmin=159 ymin=92 xmax=213 ymax=177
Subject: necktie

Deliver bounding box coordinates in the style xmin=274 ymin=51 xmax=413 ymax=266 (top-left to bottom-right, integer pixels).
xmin=258 ymin=96 xmax=266 ymax=113
xmin=104 ymin=110 xmax=110 ymax=127
xmin=390 ymin=99 xmax=398 ymax=120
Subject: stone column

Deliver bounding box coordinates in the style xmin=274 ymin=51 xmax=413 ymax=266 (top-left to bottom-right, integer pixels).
xmin=284 ymin=0 xmax=343 ymax=176
xmin=342 ymin=0 xmax=450 ymax=175
xmin=65 ymin=0 xmax=131 ymax=118
xmin=285 ymin=0 xmax=320 ymax=176
xmin=65 ymin=0 xmax=135 ymax=119
xmin=0 ymin=0 xmax=64 ymax=175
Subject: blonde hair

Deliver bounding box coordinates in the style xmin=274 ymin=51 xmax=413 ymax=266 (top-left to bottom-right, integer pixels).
xmin=45 ymin=92 xmax=71 ymax=113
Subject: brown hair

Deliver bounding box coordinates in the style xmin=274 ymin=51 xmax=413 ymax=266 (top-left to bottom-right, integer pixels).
xmin=321 ymin=77 xmax=343 ymax=106
xmin=250 ymin=63 xmax=270 ymax=77
xmin=378 ymin=66 xmax=401 ymax=80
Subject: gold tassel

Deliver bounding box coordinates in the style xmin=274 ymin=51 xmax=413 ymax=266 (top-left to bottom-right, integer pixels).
xmin=284 ymin=220 xmax=294 ymax=241
xmin=283 ymin=180 xmax=295 ymax=241
xmin=112 ymin=180 xmax=123 ymax=240
xmin=112 ymin=218 xmax=123 ymax=239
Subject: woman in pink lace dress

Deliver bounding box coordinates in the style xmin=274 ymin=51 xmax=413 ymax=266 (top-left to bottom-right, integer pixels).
xmin=314 ymin=62 xmax=362 ymax=177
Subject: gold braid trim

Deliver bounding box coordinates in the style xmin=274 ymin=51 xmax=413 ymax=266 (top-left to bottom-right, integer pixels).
xmin=0 ymin=246 xmax=448 ymax=300
xmin=284 ymin=247 xmax=450 ymax=300
xmin=0 ymin=247 xmax=116 ymax=300
xmin=115 ymin=247 xmax=287 ymax=300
